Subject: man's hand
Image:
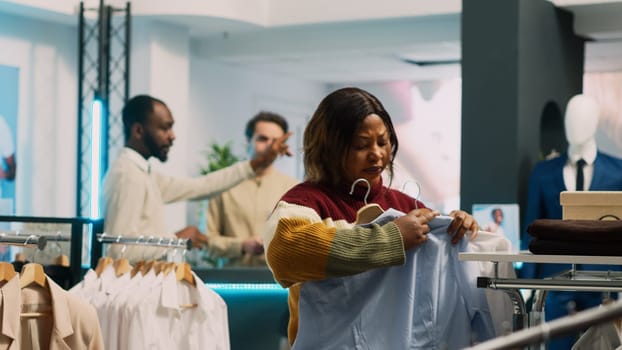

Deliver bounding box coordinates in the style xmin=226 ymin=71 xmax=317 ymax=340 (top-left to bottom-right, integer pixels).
xmin=249 ymin=132 xmax=292 ymax=173
xmin=175 ymin=225 xmax=209 ymax=249
xmin=241 ymin=237 xmax=264 ymax=255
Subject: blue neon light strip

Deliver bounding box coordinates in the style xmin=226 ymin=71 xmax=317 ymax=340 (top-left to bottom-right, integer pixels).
xmin=90 ymin=99 xmax=103 ymax=219
xmin=207 ymin=283 xmax=289 ymax=295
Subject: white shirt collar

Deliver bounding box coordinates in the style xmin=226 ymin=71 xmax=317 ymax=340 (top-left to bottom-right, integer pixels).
xmin=160 ymin=271 xmax=210 ymax=321
xmin=567 ymin=141 xmax=597 ymax=165
xmin=121 ymin=147 xmax=150 ymax=173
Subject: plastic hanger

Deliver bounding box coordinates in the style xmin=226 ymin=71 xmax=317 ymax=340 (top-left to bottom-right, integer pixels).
xmin=350 ymin=178 xmax=384 ymax=224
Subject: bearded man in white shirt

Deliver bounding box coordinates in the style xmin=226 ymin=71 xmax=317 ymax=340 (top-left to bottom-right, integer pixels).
xmin=102 ymin=95 xmax=291 ymax=261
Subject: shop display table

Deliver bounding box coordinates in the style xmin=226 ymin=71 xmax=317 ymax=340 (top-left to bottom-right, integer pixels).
xmin=459 ymin=251 xmax=622 ymax=331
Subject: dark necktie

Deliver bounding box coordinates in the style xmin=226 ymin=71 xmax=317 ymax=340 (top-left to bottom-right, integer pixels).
xmin=576 ymin=159 xmax=586 ymax=191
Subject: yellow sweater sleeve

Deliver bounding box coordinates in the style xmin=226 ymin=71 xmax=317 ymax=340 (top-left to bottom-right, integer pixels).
xmin=265 ymin=202 xmax=406 ymax=288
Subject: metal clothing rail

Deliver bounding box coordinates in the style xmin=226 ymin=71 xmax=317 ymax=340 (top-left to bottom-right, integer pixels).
xmin=95 ymin=233 xmax=192 ymax=249
xmin=460 ymin=251 xmax=622 ymax=332
xmin=465 ymin=299 xmax=622 ymax=350
xmin=0 ymin=230 xmax=73 ymax=241
xmin=0 ymin=232 xmax=48 ymax=250
xmin=92 ymin=234 xmax=192 ymax=267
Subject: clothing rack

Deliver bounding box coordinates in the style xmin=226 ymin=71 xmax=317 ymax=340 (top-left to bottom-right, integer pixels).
xmin=0 ymin=216 xmax=104 ymax=288
xmin=466 ymin=299 xmax=622 ymax=350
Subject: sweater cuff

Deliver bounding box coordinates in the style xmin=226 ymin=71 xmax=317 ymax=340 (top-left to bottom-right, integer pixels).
xmin=326 ymin=221 xmax=406 ymax=277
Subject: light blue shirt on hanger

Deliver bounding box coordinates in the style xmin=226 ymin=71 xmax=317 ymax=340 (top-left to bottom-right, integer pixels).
xmin=293 ymin=215 xmax=495 ymax=349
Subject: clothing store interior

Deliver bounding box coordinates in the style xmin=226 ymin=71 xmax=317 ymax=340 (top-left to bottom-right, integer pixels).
xmin=3 ymin=0 xmax=622 ymax=349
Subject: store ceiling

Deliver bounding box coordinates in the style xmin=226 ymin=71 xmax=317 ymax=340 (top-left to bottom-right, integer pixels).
xmin=182 ymin=1 xmax=622 ymax=83
xmin=1 ymin=0 xmax=622 ymax=83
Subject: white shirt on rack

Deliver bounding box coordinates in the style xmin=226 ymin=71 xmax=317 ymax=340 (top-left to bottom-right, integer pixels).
xmin=125 ymin=271 xmax=229 ymax=350
xmin=69 ymin=269 xmax=98 ymax=300
xmin=104 ymin=272 xmax=145 ymax=350
xmin=90 ymin=266 xmax=131 ymax=349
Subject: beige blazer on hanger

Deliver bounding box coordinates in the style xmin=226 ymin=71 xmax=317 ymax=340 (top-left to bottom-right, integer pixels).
xmin=0 ymin=274 xmax=104 ymax=350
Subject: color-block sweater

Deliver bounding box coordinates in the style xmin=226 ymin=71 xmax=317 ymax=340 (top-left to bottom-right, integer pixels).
xmin=263 ymin=180 xmax=426 ymax=343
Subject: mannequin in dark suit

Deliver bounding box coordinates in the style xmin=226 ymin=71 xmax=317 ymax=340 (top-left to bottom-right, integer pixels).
xmin=520 ymin=94 xmax=622 ymax=349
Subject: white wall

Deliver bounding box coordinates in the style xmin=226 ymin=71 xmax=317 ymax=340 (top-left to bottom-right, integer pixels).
xmin=186 ymin=57 xmax=326 ymax=227
xmin=0 ymin=12 xmax=77 ymax=217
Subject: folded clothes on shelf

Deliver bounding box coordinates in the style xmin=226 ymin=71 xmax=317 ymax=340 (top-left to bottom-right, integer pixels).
xmin=527 ymin=219 xmax=622 ymax=255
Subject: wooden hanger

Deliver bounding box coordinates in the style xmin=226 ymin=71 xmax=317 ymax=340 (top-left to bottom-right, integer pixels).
xmin=110 ymin=236 xmax=132 ymax=276
xmin=354 ymin=204 xmax=384 ymax=224
xmin=161 ymin=262 xmax=176 ymax=276
xmin=50 ymin=234 xmax=69 ymax=267
xmin=19 ymin=263 xmax=47 ymax=289
xmin=0 ymin=262 xmax=16 ymax=285
xmin=175 ymin=262 xmax=195 ymax=287
xmin=140 ymin=260 xmax=157 ymax=276
xmin=14 ymin=253 xmax=26 ymax=262
xmin=19 ymin=260 xmax=51 ymax=317
xmin=130 ymin=260 xmax=145 ymax=277
xmin=174 ymin=263 xmax=198 ymax=308
xmin=350 ymin=178 xmax=384 ymax=224
xmin=113 ymin=258 xmax=131 ymax=277
xmin=53 ymin=255 xmax=70 ymax=267
xmin=95 ymin=256 xmax=113 ymax=276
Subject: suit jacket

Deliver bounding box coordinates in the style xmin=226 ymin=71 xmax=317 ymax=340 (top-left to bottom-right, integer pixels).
xmin=520 ymin=151 xmax=622 ymax=278
xmin=0 ymin=274 xmax=104 ymax=350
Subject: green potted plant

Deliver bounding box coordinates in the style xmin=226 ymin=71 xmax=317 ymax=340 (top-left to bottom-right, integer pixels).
xmin=200 ymin=142 xmax=240 ymax=175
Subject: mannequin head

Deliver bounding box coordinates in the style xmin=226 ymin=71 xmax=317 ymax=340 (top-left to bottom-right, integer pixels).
xmin=564 ymin=94 xmax=599 ymax=146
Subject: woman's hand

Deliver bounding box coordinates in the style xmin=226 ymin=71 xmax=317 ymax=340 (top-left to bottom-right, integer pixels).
xmin=393 ymin=208 xmax=440 ymax=250
xmin=447 ymin=210 xmax=479 ymax=244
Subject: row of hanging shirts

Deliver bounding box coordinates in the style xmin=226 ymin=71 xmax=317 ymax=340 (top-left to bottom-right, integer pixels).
xmin=70 ymin=233 xmax=230 ymax=350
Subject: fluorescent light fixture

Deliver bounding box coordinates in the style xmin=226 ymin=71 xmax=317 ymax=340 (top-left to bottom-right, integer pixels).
xmin=90 ymin=98 xmax=104 ymax=219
